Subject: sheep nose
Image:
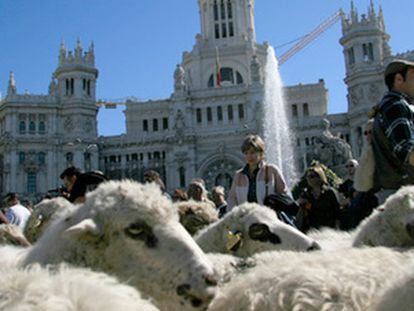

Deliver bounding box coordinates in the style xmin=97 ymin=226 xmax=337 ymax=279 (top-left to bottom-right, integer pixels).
xmin=203 ymin=272 xmax=218 ymax=286
xmin=406 ymin=223 xmax=414 ymax=239
xmin=307 ymin=241 xmax=321 ymax=251
xmin=176 ymin=284 xmax=191 ymax=296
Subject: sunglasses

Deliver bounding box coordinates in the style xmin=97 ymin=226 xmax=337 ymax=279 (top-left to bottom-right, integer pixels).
xmin=345 ymin=165 xmax=355 ymax=168
xmin=364 ymin=130 xmax=372 ymax=136
xmin=307 ymin=173 xmax=319 ymax=179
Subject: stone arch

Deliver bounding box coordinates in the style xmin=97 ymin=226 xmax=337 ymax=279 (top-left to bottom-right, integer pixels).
xmin=198 ymin=153 xmax=243 ymax=192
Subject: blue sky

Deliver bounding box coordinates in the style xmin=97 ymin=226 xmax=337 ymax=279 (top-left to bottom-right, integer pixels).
xmin=0 ymin=0 xmax=413 ymax=136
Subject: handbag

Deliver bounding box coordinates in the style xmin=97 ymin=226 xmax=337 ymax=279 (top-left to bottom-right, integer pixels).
xmin=264 ymin=166 xmax=298 ymax=227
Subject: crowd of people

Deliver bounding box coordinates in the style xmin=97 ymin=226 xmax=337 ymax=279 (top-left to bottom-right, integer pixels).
xmin=1 ymin=59 xmax=414 ymax=239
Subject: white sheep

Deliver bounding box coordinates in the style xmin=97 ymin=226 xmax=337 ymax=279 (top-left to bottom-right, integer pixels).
xmin=371 ymin=264 xmax=414 ymax=311
xmin=307 ymin=185 xmax=414 ymax=250
xmin=208 ymin=247 xmax=414 ymax=311
xmin=0 ymin=224 xmax=30 ymax=247
xmin=195 ymin=203 xmax=320 ymax=257
xmin=0 ymin=264 xmax=159 ymax=311
xmin=175 ymin=200 xmax=219 ymax=235
xmin=24 ymin=197 xmax=74 ymax=243
xmin=22 ymin=180 xmax=218 ymax=311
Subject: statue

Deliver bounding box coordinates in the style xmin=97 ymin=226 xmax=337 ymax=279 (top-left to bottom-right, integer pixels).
xmin=173 ymin=110 xmax=186 ymax=137
xmin=250 ymin=54 xmax=261 ymax=83
xmin=174 ymin=64 xmax=186 ymax=91
xmin=311 ymin=118 xmax=353 ymax=168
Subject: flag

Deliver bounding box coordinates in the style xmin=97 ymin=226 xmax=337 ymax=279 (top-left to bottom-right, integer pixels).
xmin=215 ymin=47 xmax=221 ymax=87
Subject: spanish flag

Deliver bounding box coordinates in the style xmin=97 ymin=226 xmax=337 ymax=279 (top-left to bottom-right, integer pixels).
xmin=215 ymin=47 xmax=221 ymax=87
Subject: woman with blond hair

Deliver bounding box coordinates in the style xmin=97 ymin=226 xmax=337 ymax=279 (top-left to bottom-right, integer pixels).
xmin=295 ymin=165 xmax=341 ymax=233
xmin=227 ymin=134 xmax=288 ymax=210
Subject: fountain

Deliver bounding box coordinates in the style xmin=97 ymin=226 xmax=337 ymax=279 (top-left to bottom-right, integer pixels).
xmin=263 ymin=46 xmax=298 ymax=186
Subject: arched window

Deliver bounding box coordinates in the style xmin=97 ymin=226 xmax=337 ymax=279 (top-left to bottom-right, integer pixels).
xmin=228 ymin=105 xmax=233 ymax=121
xmin=29 ymin=121 xmax=36 ymax=134
xmin=236 ymin=71 xmax=243 ymax=84
xmin=221 ymin=68 xmax=234 ymax=84
xmin=179 ymin=167 xmax=186 ymax=188
xmin=153 ymin=119 xmax=158 ymax=132
xmin=19 ymin=121 xmax=26 ymax=134
xmin=208 ymin=68 xmax=243 ymax=87
xmin=196 ymin=108 xmax=202 ymax=123
xmin=27 ymin=172 xmax=37 ymax=193
xmin=217 ymin=106 xmax=223 ymax=121
xmin=84 ymin=152 xmax=91 ymax=171
xmin=207 ymin=107 xmax=213 ymax=122
xmin=238 ymin=104 xmax=244 ymax=119
xmin=213 ymin=0 xmax=234 ymax=39
xmin=38 ymin=121 xmax=46 ymax=134
xmin=70 ymin=78 xmax=74 ymax=95
xmin=19 ymin=152 xmax=25 ymax=164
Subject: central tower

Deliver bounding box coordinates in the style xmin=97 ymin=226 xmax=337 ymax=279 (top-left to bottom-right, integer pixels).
xmin=179 ymin=0 xmax=265 ymax=92
xmin=198 ymin=0 xmax=256 ymax=46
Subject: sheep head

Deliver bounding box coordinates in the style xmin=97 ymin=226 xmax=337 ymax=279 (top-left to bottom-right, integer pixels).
xmin=353 ymin=185 xmax=414 ymax=247
xmin=196 ymin=203 xmax=320 ymax=257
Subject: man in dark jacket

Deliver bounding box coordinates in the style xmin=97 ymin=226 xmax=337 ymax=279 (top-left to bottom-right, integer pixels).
xmin=372 ymin=59 xmax=414 ymax=204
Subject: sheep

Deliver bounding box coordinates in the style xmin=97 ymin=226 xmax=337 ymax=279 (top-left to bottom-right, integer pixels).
xmin=371 ymin=264 xmax=414 ymax=311
xmin=208 ymin=247 xmax=414 ymax=311
xmin=24 ymin=197 xmax=74 ymax=243
xmin=0 ymin=264 xmax=159 ymax=311
xmin=307 ymin=185 xmax=414 ymax=250
xmin=195 ymin=203 xmax=320 ymax=257
xmin=0 ymin=224 xmax=30 ymax=247
xmin=22 ymin=180 xmax=219 ymax=311
xmin=175 ymin=200 xmax=219 ymax=235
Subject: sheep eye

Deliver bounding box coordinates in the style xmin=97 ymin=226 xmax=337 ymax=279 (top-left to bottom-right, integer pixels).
xmin=249 ymin=223 xmax=281 ymax=244
xmin=249 ymin=223 xmax=267 ymax=239
xmin=124 ymin=222 xmax=158 ymax=248
xmin=124 ymin=223 xmax=146 ymax=239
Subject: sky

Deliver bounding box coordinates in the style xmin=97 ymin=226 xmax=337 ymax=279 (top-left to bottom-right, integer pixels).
xmin=0 ymin=0 xmax=413 ymax=136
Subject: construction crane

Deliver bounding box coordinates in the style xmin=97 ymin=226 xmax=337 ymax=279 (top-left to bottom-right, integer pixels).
xmin=278 ymin=10 xmax=343 ymax=66
xmin=96 ymin=96 xmax=139 ymax=109
xmin=97 ymin=11 xmax=342 ymax=107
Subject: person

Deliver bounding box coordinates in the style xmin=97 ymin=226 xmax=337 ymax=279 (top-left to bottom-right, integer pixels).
xmin=187 ymin=179 xmax=214 ymax=205
xmin=211 ymin=186 xmax=227 ymax=218
xmin=227 ymin=134 xmax=288 ymax=210
xmin=338 ymin=159 xmax=359 ymax=230
xmin=60 ymin=167 xmax=107 ymax=204
xmin=172 ymin=188 xmax=188 ymax=202
xmin=59 ymin=166 xmax=82 ymax=201
xmin=344 ymin=119 xmax=378 ymax=229
xmin=338 ymin=159 xmax=358 ymax=204
xmin=3 ymin=193 xmax=31 ymax=231
xmin=354 ymin=119 xmax=375 ymax=192
xmin=295 ymin=165 xmax=341 ymax=233
xmin=144 ymin=170 xmax=167 ymax=193
xmin=371 ymin=59 xmax=414 ymax=204
xmin=0 ymin=210 xmax=9 ymax=225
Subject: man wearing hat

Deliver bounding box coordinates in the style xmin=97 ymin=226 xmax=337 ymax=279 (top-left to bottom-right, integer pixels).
xmin=371 ymin=59 xmax=414 ymax=203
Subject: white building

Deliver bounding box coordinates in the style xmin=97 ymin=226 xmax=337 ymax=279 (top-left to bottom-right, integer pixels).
xmin=0 ymin=0 xmax=413 ymax=200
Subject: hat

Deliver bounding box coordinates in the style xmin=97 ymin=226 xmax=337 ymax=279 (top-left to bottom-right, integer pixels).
xmin=384 ymin=59 xmax=414 ymax=78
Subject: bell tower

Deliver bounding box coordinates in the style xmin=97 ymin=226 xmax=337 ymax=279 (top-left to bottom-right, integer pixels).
xmin=54 ymin=39 xmax=98 ymax=103
xmin=198 ymin=0 xmax=256 ymax=47
xmin=340 ymin=1 xmax=390 ymax=156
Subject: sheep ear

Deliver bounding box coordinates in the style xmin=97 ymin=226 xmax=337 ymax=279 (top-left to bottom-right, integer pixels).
xmin=226 ymin=231 xmax=243 ymax=252
xmin=63 ymin=218 xmax=100 ymax=239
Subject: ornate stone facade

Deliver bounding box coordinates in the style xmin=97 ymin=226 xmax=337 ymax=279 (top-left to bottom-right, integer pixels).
xmin=0 ymin=1 xmax=413 ymax=200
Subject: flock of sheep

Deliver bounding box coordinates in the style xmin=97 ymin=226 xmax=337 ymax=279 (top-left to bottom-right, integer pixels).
xmin=1 ymin=180 xmax=414 ymax=310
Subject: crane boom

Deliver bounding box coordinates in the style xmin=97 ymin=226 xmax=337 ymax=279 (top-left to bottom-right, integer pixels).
xmin=278 ymin=10 xmax=343 ymax=66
